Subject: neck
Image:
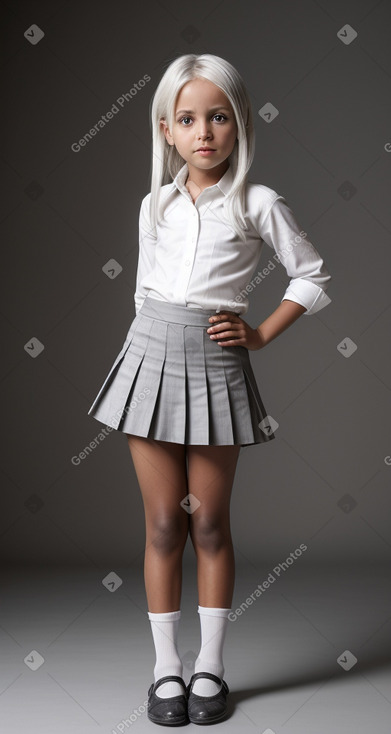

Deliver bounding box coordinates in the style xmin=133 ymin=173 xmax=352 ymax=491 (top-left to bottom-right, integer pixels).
xmin=185 ymin=160 xmax=229 ymax=190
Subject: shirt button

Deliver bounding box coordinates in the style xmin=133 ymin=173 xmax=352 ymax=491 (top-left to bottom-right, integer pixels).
xmin=185 ymin=259 xmax=190 ymax=266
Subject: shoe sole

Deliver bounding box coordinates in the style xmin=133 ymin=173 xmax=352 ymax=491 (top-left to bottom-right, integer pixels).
xmin=147 ymin=712 xmax=189 ymax=726
xmin=188 ymin=709 xmax=228 ymax=725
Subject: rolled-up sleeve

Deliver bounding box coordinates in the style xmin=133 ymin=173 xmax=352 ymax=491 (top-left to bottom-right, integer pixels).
xmin=261 ymin=195 xmax=332 ymax=315
xmin=134 ymin=193 xmax=156 ymax=315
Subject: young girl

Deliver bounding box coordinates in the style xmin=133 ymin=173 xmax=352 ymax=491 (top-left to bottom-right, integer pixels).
xmin=88 ymin=53 xmax=332 ymax=726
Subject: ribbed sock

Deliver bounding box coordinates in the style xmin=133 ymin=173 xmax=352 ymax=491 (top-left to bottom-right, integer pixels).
xmin=192 ymin=605 xmax=231 ymax=696
xmin=148 ymin=610 xmax=183 ymax=698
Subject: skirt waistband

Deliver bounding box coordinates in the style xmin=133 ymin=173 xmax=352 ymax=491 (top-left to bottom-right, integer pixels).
xmin=138 ymin=296 xmax=224 ymax=327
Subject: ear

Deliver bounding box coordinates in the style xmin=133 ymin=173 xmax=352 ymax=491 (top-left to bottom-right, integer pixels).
xmin=160 ymin=118 xmax=174 ymax=146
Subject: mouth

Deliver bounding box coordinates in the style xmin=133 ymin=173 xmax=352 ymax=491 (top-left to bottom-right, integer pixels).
xmin=196 ymin=147 xmax=216 ymax=152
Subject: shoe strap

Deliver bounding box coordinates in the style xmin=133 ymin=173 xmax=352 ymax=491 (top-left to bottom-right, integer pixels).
xmin=188 ymin=671 xmax=229 ymax=694
xmin=153 ymin=675 xmax=186 ymax=693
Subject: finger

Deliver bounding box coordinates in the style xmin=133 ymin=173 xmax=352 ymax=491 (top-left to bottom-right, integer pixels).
xmin=213 ymin=311 xmax=237 ymax=319
xmin=212 ymin=329 xmax=242 ymax=340
xmin=209 ymin=322 xmax=241 ymax=333
xmin=209 ymin=328 xmax=240 ymax=339
xmin=216 ymin=338 xmax=244 ymax=346
xmin=209 ymin=313 xmax=239 ymax=323
xmin=209 ymin=318 xmax=234 ymax=328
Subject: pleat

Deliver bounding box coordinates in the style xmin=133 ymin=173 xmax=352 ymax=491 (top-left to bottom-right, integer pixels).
xmin=87 ymin=314 xmax=144 ymax=428
xmin=220 ymin=346 xmax=256 ymax=446
xmin=144 ymin=321 xmax=186 ymax=442
xmin=119 ymin=316 xmax=168 ymax=436
xmin=88 ymin=296 xmax=276 ymax=447
xmin=184 ymin=326 xmax=210 ymax=444
xmin=241 ymin=357 xmax=275 ymax=444
xmin=203 ymin=329 xmax=235 ymax=445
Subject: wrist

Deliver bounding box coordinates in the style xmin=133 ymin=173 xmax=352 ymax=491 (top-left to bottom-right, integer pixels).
xmin=256 ymin=325 xmax=268 ymax=348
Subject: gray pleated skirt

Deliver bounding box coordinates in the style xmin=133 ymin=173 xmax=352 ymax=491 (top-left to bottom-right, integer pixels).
xmin=87 ymin=296 xmax=276 ymax=447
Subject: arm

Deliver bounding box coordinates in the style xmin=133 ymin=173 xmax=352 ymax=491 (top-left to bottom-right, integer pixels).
xmin=256 ymin=299 xmax=307 ymax=347
xmin=251 ymin=195 xmax=332 ymax=348
xmin=260 ymin=195 xmax=332 ymax=317
xmin=134 ymin=193 xmax=156 ymax=315
xmin=207 ymin=298 xmax=307 ymax=350
xmin=208 ymin=194 xmax=332 ymax=350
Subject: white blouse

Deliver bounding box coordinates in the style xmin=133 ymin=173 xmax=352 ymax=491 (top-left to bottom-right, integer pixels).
xmin=134 ymin=162 xmax=332 ymax=317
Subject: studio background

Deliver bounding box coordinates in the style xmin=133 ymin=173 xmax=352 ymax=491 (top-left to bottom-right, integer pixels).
xmin=1 ymin=2 xmax=390 ymax=733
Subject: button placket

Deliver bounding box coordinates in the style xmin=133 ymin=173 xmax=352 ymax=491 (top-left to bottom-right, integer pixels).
xmin=172 ymin=202 xmax=199 ymax=303
xmin=182 ymin=203 xmax=200 ymax=302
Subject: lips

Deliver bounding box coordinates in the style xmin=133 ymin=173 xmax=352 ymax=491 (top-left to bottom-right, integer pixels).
xmin=197 ymin=147 xmax=215 ymax=151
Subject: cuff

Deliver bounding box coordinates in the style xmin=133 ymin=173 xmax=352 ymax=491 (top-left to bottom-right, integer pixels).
xmin=281 ymin=280 xmax=332 ymax=315
xmin=197 ymin=605 xmax=232 ymax=617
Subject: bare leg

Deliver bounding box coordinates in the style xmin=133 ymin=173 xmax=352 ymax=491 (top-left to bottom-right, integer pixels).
xmin=127 ymin=435 xmax=189 ymax=612
xmin=186 ymin=444 xmax=241 ymax=608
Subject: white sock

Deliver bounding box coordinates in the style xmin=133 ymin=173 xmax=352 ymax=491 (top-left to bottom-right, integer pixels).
xmin=192 ymin=605 xmax=231 ymax=696
xmin=148 ymin=610 xmax=184 ymax=698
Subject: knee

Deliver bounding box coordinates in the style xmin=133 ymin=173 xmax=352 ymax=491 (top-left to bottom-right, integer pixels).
xmin=190 ymin=514 xmax=229 ymax=554
xmin=149 ymin=512 xmax=188 ymax=555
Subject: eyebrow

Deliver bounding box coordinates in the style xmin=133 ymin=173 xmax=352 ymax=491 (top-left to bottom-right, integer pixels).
xmin=176 ymin=107 xmax=231 ymax=115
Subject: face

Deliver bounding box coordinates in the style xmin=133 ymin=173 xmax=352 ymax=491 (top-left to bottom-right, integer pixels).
xmin=161 ymin=78 xmax=238 ymax=176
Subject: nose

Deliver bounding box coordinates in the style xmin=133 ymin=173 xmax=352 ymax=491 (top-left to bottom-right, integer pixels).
xmin=196 ymin=120 xmax=212 ymax=139
xmin=197 ymin=130 xmax=211 ymax=141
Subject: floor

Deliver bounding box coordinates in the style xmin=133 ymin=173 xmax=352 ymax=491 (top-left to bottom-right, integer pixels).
xmin=0 ymin=559 xmax=390 ymax=733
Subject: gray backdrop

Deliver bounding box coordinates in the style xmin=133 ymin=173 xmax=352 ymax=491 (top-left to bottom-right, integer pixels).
xmin=2 ymin=0 xmax=390 ymax=567
xmin=1 ymin=3 xmax=391 ymax=733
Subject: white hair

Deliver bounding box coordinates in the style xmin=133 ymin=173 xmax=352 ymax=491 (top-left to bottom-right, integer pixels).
xmin=147 ymin=53 xmax=255 ymax=243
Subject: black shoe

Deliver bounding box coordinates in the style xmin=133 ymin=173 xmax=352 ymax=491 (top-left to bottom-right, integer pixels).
xmin=147 ymin=675 xmax=188 ymax=726
xmin=186 ymin=672 xmax=229 ymax=725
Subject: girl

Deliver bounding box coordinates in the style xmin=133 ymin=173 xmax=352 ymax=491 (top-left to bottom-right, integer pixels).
xmin=88 ymin=53 xmax=332 ymax=726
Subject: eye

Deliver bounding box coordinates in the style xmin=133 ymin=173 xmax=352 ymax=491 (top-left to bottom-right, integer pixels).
xmin=177 ymin=114 xmax=228 ymax=126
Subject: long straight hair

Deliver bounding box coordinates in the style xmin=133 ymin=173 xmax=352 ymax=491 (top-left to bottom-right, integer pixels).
xmin=147 ymin=53 xmax=255 ymax=243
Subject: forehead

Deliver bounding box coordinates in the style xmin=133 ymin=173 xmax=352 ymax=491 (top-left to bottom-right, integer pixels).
xmin=175 ymin=78 xmax=232 ymax=109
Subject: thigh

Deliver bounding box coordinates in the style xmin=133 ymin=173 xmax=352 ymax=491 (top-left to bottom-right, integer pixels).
xmin=126 ymin=435 xmax=188 ymax=515
xmin=186 ymin=444 xmax=241 ymax=520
